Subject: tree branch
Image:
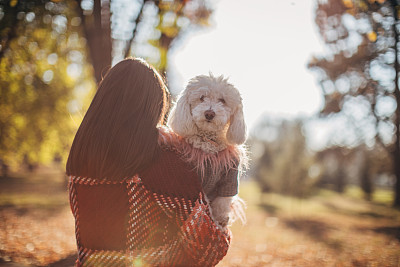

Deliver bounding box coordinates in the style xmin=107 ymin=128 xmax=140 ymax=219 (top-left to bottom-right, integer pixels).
xmin=124 ymin=0 xmax=147 ymax=58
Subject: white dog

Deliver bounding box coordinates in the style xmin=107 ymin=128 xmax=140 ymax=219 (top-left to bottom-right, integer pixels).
xmin=168 ymin=74 xmax=247 ymax=227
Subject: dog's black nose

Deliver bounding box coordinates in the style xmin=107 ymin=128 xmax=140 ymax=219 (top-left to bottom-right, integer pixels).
xmin=204 ymin=110 xmax=215 ymax=121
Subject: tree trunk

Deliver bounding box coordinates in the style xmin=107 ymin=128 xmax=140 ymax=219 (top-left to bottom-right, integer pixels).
xmin=360 ymin=160 xmax=372 ymax=201
xmin=335 ymin=168 xmax=345 ymax=193
xmin=77 ymin=0 xmax=112 ymax=84
xmin=0 ymin=160 xmax=8 ymax=178
xmin=0 ymin=1 xmax=20 ymax=60
xmin=390 ymin=0 xmax=400 ymax=207
xmin=394 ymin=147 xmax=400 ymax=207
xmin=158 ymin=33 xmax=174 ymax=76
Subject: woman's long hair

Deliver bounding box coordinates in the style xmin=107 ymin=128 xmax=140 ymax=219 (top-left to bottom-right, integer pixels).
xmin=66 ymin=58 xmax=169 ymax=180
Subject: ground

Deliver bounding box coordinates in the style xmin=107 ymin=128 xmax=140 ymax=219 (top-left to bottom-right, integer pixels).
xmin=218 ymin=183 xmax=400 ymax=267
xmin=0 ymin=167 xmax=399 ymax=266
xmin=0 ymin=166 xmax=75 ymax=267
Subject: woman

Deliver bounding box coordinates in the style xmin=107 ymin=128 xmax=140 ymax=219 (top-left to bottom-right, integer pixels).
xmin=66 ymin=58 xmax=230 ymax=266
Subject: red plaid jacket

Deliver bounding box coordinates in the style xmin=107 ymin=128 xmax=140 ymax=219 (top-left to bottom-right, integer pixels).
xmin=69 ymin=148 xmax=230 ymax=267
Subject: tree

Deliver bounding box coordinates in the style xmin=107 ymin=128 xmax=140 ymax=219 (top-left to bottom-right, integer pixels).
xmin=316 ymin=146 xmax=350 ymax=193
xmin=0 ymin=0 xmax=213 ymax=173
xmin=252 ymin=118 xmax=319 ymax=197
xmin=75 ymin=0 xmax=112 ymax=84
xmin=0 ymin=0 xmax=95 ymax=174
xmin=308 ymin=0 xmax=400 ymax=206
xmin=76 ymin=0 xmax=213 ymax=82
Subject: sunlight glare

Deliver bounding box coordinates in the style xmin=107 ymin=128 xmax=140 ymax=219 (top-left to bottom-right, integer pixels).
xmin=170 ymin=0 xmax=324 ymax=129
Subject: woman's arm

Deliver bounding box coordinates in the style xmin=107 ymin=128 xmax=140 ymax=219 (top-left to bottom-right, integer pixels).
xmin=128 ymin=192 xmax=230 ymax=267
xmin=177 ymin=194 xmax=230 ymax=267
xmin=137 ymin=146 xmax=231 ymax=266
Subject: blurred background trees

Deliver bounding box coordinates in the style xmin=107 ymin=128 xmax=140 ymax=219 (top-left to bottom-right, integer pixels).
xmin=0 ymin=0 xmax=95 ymax=175
xmin=0 ymin=0 xmax=213 ymax=175
xmin=1 ymin=0 xmax=398 ymax=207
xmin=252 ymin=118 xmax=319 ymax=198
xmin=77 ymin=0 xmax=212 ymax=83
xmin=308 ymin=0 xmax=400 ymax=206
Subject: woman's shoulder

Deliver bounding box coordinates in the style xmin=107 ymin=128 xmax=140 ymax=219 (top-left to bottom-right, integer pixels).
xmin=157 ymin=126 xmax=183 ymax=151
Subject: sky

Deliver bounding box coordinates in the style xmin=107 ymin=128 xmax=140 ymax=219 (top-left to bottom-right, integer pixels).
xmin=169 ymin=0 xmax=325 ymax=132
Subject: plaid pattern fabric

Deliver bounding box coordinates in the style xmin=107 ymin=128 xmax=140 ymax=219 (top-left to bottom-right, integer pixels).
xmin=69 ymin=175 xmax=230 ymax=267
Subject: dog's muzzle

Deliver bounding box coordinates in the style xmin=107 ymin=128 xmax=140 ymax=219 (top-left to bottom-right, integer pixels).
xmin=204 ymin=110 xmax=215 ymax=121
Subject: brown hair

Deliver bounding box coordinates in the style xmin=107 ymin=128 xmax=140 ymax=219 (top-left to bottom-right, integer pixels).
xmin=66 ymin=58 xmax=169 ymax=180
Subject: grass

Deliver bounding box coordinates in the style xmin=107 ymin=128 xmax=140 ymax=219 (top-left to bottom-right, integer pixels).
xmin=218 ymin=181 xmax=400 ymax=267
xmin=0 ymin=165 xmax=69 ymax=210
xmin=0 ymin=193 xmax=68 ymax=210
xmin=344 ymin=185 xmax=395 ymax=205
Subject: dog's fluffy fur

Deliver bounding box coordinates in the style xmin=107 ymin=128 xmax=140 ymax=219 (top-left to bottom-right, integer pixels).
xmin=168 ymin=73 xmax=247 ymax=227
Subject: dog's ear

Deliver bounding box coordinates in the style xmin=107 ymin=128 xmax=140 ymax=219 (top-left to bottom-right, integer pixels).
xmin=227 ymin=104 xmax=247 ymax=145
xmin=168 ymin=91 xmax=197 ymax=137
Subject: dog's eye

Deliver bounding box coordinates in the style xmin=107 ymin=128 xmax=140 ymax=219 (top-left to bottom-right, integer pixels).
xmin=200 ymin=95 xmax=205 ymax=102
xmin=218 ymin=98 xmax=226 ymax=104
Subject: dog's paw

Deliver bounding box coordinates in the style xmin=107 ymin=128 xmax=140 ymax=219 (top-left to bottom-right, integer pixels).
xmin=210 ymin=196 xmax=232 ymax=227
xmin=216 ymin=216 xmax=229 ymax=228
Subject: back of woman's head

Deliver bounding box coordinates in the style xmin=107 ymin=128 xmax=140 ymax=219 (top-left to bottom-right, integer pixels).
xmin=66 ymin=58 xmax=169 ymax=180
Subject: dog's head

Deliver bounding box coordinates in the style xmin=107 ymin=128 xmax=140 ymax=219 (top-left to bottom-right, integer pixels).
xmin=168 ymin=74 xmax=247 ymax=145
